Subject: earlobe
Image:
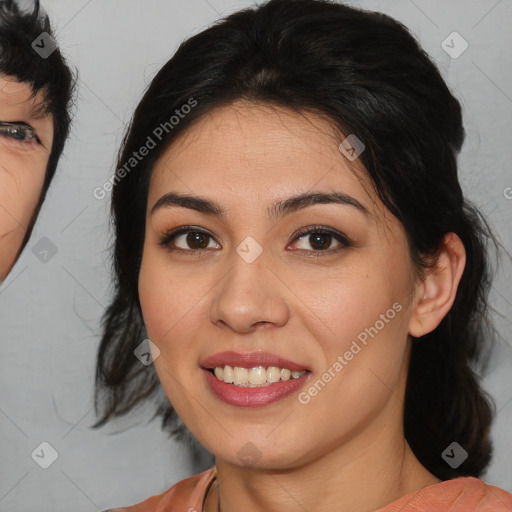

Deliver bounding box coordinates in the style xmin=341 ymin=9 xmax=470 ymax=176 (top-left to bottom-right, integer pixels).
xmin=408 ymin=232 xmax=466 ymax=338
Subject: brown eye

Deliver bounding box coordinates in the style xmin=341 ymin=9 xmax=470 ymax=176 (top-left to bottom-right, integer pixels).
xmin=307 ymin=233 xmax=333 ymax=250
xmin=159 ymin=227 xmax=221 ymax=252
xmin=186 ymin=232 xmax=210 ymax=249
xmin=289 ymin=226 xmax=353 ymax=255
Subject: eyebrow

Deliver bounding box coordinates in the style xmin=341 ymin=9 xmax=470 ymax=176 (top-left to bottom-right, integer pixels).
xmin=151 ymin=190 xmax=370 ymax=219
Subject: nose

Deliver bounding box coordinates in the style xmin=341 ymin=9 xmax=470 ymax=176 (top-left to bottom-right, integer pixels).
xmin=208 ymin=252 xmax=290 ymax=334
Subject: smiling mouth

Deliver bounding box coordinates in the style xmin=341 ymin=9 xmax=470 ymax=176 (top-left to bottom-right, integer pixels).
xmin=208 ymin=365 xmax=309 ymax=387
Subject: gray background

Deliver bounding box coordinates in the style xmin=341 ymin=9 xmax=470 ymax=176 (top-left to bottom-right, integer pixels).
xmin=1 ymin=0 xmax=511 ymax=510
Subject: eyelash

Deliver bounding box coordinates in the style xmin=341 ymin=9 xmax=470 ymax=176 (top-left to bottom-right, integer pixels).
xmin=0 ymin=122 xmax=41 ymax=145
xmin=158 ymin=224 xmax=353 ymax=257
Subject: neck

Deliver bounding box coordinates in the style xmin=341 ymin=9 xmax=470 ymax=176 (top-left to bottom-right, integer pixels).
xmin=205 ymin=399 xmax=440 ymax=512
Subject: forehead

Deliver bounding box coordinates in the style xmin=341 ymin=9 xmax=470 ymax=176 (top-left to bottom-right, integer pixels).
xmin=150 ymin=101 xmax=381 ymax=218
xmin=154 ymin=102 xmax=345 ymax=182
xmin=0 ymin=74 xmax=46 ymax=115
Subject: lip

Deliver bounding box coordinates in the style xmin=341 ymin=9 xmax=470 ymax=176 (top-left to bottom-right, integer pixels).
xmin=200 ymin=351 xmax=312 ymax=408
xmin=200 ymin=351 xmax=310 ymax=372
xmin=203 ymin=368 xmax=312 ymax=407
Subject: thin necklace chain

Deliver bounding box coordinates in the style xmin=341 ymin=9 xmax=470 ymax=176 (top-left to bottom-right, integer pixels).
xmin=203 ymin=476 xmax=220 ymax=512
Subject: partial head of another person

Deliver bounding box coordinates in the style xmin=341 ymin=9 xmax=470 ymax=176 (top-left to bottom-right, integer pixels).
xmin=0 ymin=0 xmax=74 ymax=281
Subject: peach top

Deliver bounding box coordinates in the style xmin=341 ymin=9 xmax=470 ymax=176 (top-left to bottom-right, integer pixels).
xmin=105 ymin=467 xmax=512 ymax=512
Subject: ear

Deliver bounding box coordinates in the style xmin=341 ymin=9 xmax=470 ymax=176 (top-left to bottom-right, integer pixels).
xmin=408 ymin=232 xmax=466 ymax=338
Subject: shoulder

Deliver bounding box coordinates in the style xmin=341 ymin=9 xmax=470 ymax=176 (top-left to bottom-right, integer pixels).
xmin=103 ymin=467 xmax=217 ymax=512
xmin=379 ymin=476 xmax=512 ymax=512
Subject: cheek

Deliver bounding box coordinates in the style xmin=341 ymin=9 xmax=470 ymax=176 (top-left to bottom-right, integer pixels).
xmin=291 ymin=258 xmax=411 ymax=399
xmin=138 ymin=252 xmax=213 ymax=421
xmin=291 ymin=260 xmax=405 ymax=345
xmin=292 ymin=277 xmax=409 ymax=441
xmin=0 ymin=155 xmax=47 ymax=230
xmin=0 ymin=156 xmax=47 ymax=278
xmin=138 ymin=246 xmax=213 ymax=358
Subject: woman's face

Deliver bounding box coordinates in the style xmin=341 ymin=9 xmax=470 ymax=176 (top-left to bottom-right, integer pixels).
xmin=139 ymin=102 xmax=422 ymax=470
xmin=0 ymin=75 xmax=53 ymax=281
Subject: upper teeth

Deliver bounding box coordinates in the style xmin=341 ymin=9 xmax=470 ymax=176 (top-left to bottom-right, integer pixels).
xmin=213 ymin=366 xmax=306 ymax=387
